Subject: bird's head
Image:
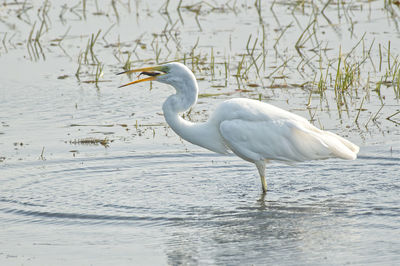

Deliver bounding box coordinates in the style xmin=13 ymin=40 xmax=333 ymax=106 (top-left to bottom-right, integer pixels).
xmin=117 ymin=62 xmax=196 ymax=89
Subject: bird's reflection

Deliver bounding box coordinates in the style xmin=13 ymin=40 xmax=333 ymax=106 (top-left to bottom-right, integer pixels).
xmin=163 ymin=192 xmax=355 ymax=265
xmin=256 ymin=192 xmax=267 ymax=209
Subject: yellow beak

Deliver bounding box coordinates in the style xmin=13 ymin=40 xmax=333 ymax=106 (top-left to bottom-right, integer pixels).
xmin=117 ymin=66 xmax=165 ymax=88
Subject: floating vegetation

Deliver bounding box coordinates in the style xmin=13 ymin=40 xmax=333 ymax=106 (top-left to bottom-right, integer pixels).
xmin=68 ymin=124 xmax=127 ymax=128
xmin=57 ymin=75 xmax=69 ymax=79
xmin=198 ymin=92 xmax=233 ymax=98
xmin=69 ymin=138 xmax=110 ymax=147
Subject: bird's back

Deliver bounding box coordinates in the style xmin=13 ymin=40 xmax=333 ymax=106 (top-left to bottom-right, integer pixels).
xmin=212 ymin=98 xmax=309 ymax=123
xmin=211 ymin=98 xmax=359 ymax=163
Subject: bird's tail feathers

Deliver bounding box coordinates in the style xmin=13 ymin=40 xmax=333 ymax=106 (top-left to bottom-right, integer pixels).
xmin=292 ymin=125 xmax=359 ymax=161
xmin=322 ymin=131 xmax=360 ymax=157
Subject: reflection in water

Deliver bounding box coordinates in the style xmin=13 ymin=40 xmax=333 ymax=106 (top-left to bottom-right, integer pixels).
xmin=164 ymin=194 xmax=362 ymax=265
xmin=167 ymin=232 xmax=200 ymax=266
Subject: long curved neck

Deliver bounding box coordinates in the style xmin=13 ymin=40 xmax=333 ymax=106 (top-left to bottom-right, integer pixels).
xmin=161 ymin=82 xmax=227 ymax=154
xmin=161 ymin=73 xmax=198 ymax=119
xmin=162 ymin=85 xmax=200 ymax=147
xmin=162 ymin=94 xmax=198 ymax=142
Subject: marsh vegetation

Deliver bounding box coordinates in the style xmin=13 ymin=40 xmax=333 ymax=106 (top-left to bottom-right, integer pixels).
xmin=0 ymin=1 xmax=399 ymax=265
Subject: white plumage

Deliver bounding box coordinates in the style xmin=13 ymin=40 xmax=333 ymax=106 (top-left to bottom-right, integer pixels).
xmin=118 ymin=62 xmax=359 ymax=193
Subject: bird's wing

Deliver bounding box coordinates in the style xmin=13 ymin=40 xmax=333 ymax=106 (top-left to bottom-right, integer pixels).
xmin=219 ymin=118 xmax=336 ymax=163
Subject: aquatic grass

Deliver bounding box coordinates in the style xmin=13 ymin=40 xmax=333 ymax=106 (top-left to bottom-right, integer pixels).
xmin=394 ymin=69 xmax=400 ymax=98
xmin=75 ymin=52 xmax=83 ymax=80
xmin=123 ymin=51 xmax=132 ymax=72
xmin=16 ymin=0 xmax=33 ymax=20
xmin=379 ymin=43 xmax=382 ymax=72
xmin=295 ymin=19 xmax=316 ymax=55
xmin=244 ymin=35 xmax=264 ymax=86
xmin=111 ymin=0 xmax=120 ymax=21
xmin=88 ymin=30 xmax=102 ymax=64
xmin=274 ymin=22 xmax=292 ymax=49
xmin=132 ymin=1 xmax=398 ymax=130
xmin=386 ymin=110 xmax=400 ymax=125
xmin=235 ymin=54 xmax=247 ymax=80
xmin=318 ymin=64 xmax=330 ymax=94
xmin=5 ymin=0 xmax=400 ymax=138
xmin=102 ymin=24 xmax=116 ymax=43
xmin=154 ymin=39 xmax=162 ymax=64
xmin=160 ymin=0 xmax=171 ymax=15
xmin=39 ymin=147 xmax=45 ymax=161
xmin=210 ymin=47 xmax=215 ymax=80
xmin=388 ymin=40 xmax=391 ymax=71
xmin=82 ymin=0 xmax=87 ymax=19
xmin=372 ymin=104 xmax=385 ymax=124
xmin=24 ymin=0 xmax=51 ymax=60
xmin=224 ymin=59 xmax=229 ymax=87
xmin=74 ymin=29 xmax=106 ymax=86
xmin=95 ymin=63 xmax=104 ymax=88
xmin=190 ymin=37 xmax=200 ymax=72
xmin=1 ymin=33 xmax=8 ymax=54
xmin=267 ymin=56 xmax=294 ymax=79
xmin=354 ymin=95 xmax=366 ymax=124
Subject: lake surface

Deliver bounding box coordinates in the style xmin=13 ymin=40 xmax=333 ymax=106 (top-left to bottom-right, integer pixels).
xmin=1 ymin=0 xmax=399 ymax=265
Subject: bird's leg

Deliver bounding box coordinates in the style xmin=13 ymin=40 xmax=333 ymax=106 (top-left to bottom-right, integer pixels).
xmin=255 ymin=161 xmax=267 ymax=193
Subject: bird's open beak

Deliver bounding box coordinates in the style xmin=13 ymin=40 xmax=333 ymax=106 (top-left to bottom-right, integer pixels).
xmin=117 ymin=65 xmax=166 ymax=88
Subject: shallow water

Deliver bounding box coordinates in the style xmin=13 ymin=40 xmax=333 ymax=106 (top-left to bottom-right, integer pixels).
xmin=1 ymin=146 xmax=399 ymax=265
xmin=1 ymin=0 xmax=400 ymax=265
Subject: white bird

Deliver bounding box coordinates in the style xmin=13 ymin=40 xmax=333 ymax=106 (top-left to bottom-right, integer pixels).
xmin=118 ymin=62 xmax=359 ymax=193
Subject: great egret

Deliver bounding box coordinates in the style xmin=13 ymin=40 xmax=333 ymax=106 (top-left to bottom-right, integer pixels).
xmin=118 ymin=62 xmax=359 ymax=193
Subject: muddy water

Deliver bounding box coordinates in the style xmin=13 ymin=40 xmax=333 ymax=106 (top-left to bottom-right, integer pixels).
xmin=1 ymin=0 xmax=399 ymax=265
